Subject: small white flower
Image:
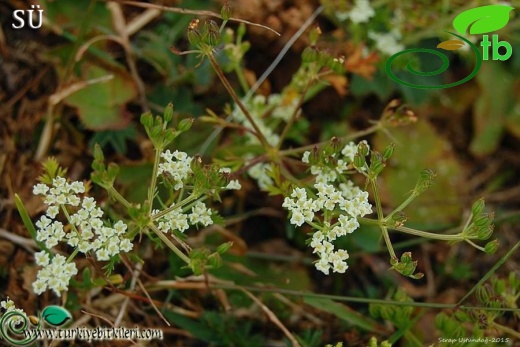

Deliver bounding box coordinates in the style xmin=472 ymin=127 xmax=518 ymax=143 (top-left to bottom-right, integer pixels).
xmin=348 ymin=0 xmax=375 ymax=24
xmin=226 ymin=180 xmax=242 ymax=190
xmin=368 ymin=31 xmax=405 ymax=56
xmin=33 ymin=183 xmax=49 ymax=196
xmin=315 ymin=258 xmax=331 ymax=275
xmin=35 ymin=251 xmax=50 ymax=266
xmin=69 ymin=181 xmax=85 ymax=194
xmin=333 ymin=259 xmax=348 ymax=273
xmin=302 ymin=151 xmax=310 ymax=164
xmin=290 ymin=211 xmax=305 ymax=227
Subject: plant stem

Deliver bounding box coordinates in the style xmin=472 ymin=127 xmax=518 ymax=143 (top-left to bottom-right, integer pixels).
xmin=280 ymin=123 xmax=381 ymax=156
xmin=370 ymin=179 xmax=384 ymax=221
xmin=151 ymin=193 xmax=200 ymax=221
xmin=107 ymin=186 xmax=132 ymax=209
xmin=491 ymin=321 xmax=520 ymax=339
xmin=148 ymin=223 xmax=190 ymax=264
xmin=234 ymin=65 xmax=250 ymax=95
xmin=465 ymin=239 xmax=485 ymax=252
xmin=370 ymin=178 xmax=396 ymax=260
xmin=385 ymin=191 xmax=419 ymax=222
xmin=276 ymin=80 xmax=312 ymax=150
xmin=390 ymin=225 xmax=466 ymax=241
xmin=148 ymin=147 xmax=162 ymax=214
xmin=207 ymin=53 xmax=270 ymax=148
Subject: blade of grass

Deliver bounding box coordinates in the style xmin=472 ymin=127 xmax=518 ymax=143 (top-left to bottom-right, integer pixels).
xmin=457 ymin=240 xmax=520 ymax=306
xmin=14 ymin=194 xmax=49 ymax=253
xmin=304 ymin=296 xmax=389 ymax=334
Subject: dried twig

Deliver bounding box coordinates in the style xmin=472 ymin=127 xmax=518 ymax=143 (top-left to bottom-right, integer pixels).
xmin=108 ymin=0 xmax=280 ymax=36
xmin=114 ymin=261 xmax=143 ymax=327
xmin=0 ymin=228 xmax=37 ymax=253
xmin=242 ymin=288 xmax=301 ymax=347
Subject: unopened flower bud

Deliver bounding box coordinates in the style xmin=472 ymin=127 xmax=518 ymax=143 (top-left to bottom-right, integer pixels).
xmin=415 ymin=169 xmax=436 ymax=193
xmin=484 ymin=240 xmax=499 ymax=254
xmin=163 ymin=103 xmax=174 ymax=122
xmin=353 ymin=153 xmax=366 ymax=170
xmin=220 ymin=1 xmax=231 ymax=21
xmin=202 ymin=20 xmax=221 ymax=46
xmin=357 ymin=140 xmax=370 ymax=157
xmin=478 ymin=224 xmax=494 ymax=240
xmin=302 ymin=46 xmax=319 ymax=63
xmin=309 ymin=24 xmax=321 ymax=45
xmin=471 ymin=198 xmax=485 ymax=216
xmin=383 ymin=143 xmax=395 ymax=160
xmin=187 ymin=19 xmax=202 ymax=46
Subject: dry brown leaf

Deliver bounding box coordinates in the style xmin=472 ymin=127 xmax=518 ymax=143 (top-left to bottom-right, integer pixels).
xmin=345 ymin=43 xmax=380 ymax=79
xmin=323 ymin=74 xmax=348 ymax=97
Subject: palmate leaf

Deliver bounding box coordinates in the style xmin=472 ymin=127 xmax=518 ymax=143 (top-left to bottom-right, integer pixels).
xmin=453 ymin=5 xmax=514 ymax=35
xmin=64 ymin=64 xmax=137 ymax=130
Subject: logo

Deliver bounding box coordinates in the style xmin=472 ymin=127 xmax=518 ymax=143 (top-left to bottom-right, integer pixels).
xmin=385 ymin=5 xmax=515 ymax=89
xmin=12 ymin=4 xmax=43 ymax=29
xmin=0 ymin=304 xmax=163 ymax=345
xmin=1 ymin=305 xmax=71 ymax=346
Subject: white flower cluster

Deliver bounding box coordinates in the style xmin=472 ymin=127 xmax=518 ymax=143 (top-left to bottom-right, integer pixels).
xmin=248 ymin=162 xmax=274 ymax=190
xmin=283 ymin=182 xmax=372 ymax=275
xmin=154 ymin=201 xmax=213 ymax=234
xmin=1 ymin=297 xmax=27 ymax=325
xmin=368 ymin=29 xmax=405 ymax=56
xmin=32 ymin=177 xmax=134 ymax=296
xmin=232 ymin=95 xmax=280 ymax=147
xmin=302 ymin=140 xmax=369 ymax=183
xmin=267 ymin=94 xmax=299 ymax=122
xmin=157 ymin=150 xmax=193 ymax=190
xmin=336 ymin=0 xmax=375 ymax=23
xmin=33 ymin=254 xmax=78 ymax=296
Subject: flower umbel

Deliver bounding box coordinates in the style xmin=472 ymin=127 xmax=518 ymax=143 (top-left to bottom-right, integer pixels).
xmin=32 ymin=177 xmax=134 ymax=297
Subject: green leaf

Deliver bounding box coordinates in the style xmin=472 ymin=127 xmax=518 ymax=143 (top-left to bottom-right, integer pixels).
xmin=64 ymin=64 xmax=137 ymax=130
xmin=304 ymin=297 xmax=387 ymax=333
xmin=41 ymin=306 xmax=72 ymax=326
xmin=453 ymin=5 xmax=514 ymax=35
xmin=15 ymin=194 xmax=50 ymax=253
xmin=374 ymin=121 xmax=463 ymax=224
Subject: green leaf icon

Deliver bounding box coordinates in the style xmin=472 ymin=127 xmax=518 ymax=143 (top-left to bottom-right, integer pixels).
xmin=41 ymin=306 xmax=72 ymax=326
xmin=453 ymin=5 xmax=514 ymax=35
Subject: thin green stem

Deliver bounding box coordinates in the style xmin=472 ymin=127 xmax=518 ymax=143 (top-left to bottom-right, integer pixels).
xmin=147 ymin=282 xmax=520 ymax=312
xmin=107 ymin=186 xmax=132 ymax=209
xmin=370 ymin=179 xmax=384 ymax=221
xmin=151 ymin=193 xmax=200 ymax=221
xmin=207 ymin=53 xmax=270 ymax=148
xmin=358 ymin=217 xmax=381 ymax=226
xmin=457 ymin=241 xmax=520 ymax=306
xmin=280 ymin=123 xmax=381 ymax=156
xmin=276 ymin=80 xmax=312 ymax=150
xmin=148 ymin=223 xmax=190 ymax=264
xmin=66 ymin=248 xmax=80 ymax=263
xmin=380 ymin=225 xmax=396 ymax=260
xmin=390 ymin=225 xmax=466 ymax=241
xmin=465 ymin=239 xmax=485 ymax=252
xmin=61 ymin=205 xmax=81 ymax=238
xmin=60 ymin=205 xmax=82 ymax=262
xmin=148 ymin=148 xmax=162 ymax=214
xmin=370 ymin=178 xmax=396 ymax=260
xmin=234 ymin=65 xmax=249 ymax=95
xmin=491 ymin=321 xmax=520 ymax=339
xmin=385 ymin=191 xmax=419 ymax=222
